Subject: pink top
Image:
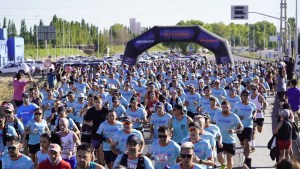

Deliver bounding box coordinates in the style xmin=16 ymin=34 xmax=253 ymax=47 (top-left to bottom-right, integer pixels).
xmin=13 ymin=79 xmax=30 ymax=100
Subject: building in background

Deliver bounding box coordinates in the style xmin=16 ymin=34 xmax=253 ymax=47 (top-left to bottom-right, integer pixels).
xmin=0 ymin=28 xmax=24 ymax=67
xmin=129 ymin=18 xmax=142 ymax=34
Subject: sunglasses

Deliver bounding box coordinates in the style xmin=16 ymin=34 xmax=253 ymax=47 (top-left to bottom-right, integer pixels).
xmin=34 ymin=113 xmax=42 ymax=116
xmin=252 ymin=88 xmax=257 ymax=90
xmin=7 ymin=145 xmax=18 ymax=151
xmin=189 ymin=128 xmax=198 ymax=132
xmin=180 ymin=154 xmax=192 ymax=158
xmin=123 ymin=121 xmax=131 ymax=125
xmin=158 ymin=135 xmax=167 ymax=139
xmin=241 ymin=94 xmax=249 ymax=96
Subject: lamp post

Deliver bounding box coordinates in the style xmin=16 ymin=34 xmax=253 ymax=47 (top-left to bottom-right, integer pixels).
xmin=296 ymin=0 xmax=298 ymax=55
xmin=36 ymin=15 xmax=39 ymax=60
xmin=249 ymin=12 xmax=292 ymax=57
xmin=97 ymin=27 xmax=100 ymax=57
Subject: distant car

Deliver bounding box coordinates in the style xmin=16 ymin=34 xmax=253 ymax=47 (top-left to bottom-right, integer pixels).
xmin=0 ymin=63 xmax=30 ymax=74
xmin=25 ymin=60 xmax=55 ymax=72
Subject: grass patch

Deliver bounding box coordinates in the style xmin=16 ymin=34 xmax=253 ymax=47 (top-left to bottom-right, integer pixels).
xmin=25 ymin=47 xmax=88 ymax=60
xmin=0 ymin=75 xmax=45 ymax=104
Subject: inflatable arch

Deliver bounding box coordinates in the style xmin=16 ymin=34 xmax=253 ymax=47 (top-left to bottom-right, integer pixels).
xmin=122 ymin=26 xmax=233 ymax=65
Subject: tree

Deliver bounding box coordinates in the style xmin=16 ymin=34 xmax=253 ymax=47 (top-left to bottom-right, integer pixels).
xmin=2 ymin=17 xmax=6 ymax=28
xmin=20 ymin=19 xmax=30 ymax=43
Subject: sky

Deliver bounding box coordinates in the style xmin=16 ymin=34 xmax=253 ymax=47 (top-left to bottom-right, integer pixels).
xmin=0 ymin=0 xmax=298 ymax=33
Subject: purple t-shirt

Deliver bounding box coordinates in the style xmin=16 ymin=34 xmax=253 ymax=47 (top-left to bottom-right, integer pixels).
xmin=286 ymin=87 xmax=300 ymax=111
xmin=13 ymin=79 xmax=30 ymax=100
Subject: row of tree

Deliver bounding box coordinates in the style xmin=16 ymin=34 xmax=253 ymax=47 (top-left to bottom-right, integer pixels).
xmin=0 ymin=15 xmax=295 ymax=55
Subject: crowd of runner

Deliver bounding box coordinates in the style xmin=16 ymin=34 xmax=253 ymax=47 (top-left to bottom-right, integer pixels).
xmin=0 ymin=58 xmax=299 ymax=169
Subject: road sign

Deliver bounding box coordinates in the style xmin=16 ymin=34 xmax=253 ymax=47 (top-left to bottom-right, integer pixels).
xmin=231 ymin=5 xmax=248 ymax=20
xmin=295 ymin=55 xmax=300 ymax=77
xmin=44 ymin=59 xmax=52 ymax=68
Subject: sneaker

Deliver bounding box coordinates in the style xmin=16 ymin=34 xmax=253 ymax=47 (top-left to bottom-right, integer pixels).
xmin=220 ymin=164 xmax=227 ymax=169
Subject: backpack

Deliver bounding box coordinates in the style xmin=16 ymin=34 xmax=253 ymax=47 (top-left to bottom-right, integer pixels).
xmin=3 ymin=118 xmax=19 ymax=146
xmin=120 ymin=153 xmax=145 ymax=169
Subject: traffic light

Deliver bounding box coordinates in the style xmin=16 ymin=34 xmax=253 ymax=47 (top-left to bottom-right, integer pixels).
xmin=231 ymin=5 xmax=249 ymax=20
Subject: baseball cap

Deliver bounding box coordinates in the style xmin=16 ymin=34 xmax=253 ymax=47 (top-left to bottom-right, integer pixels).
xmin=188 ymin=84 xmax=194 ymax=88
xmin=202 ymin=113 xmax=210 ymax=119
xmin=253 ymin=76 xmax=259 ymax=80
xmin=123 ymin=116 xmax=133 ymax=123
xmin=22 ymin=92 xmax=30 ymax=98
xmin=78 ymin=93 xmax=85 ymax=98
xmin=199 ymin=79 xmax=204 ymax=83
xmin=214 ymin=79 xmax=220 ymax=83
xmin=280 ymin=109 xmax=290 ymax=118
xmin=4 ymin=103 xmax=14 ymax=112
xmin=233 ymin=81 xmax=239 ymax=84
xmin=191 ymin=73 xmax=195 ymax=77
xmin=139 ymin=72 xmax=144 ymax=75
xmin=95 ymin=73 xmax=100 ymax=76
xmin=156 ymin=102 xmax=164 ymax=107
xmin=49 ymin=144 xmax=61 ymax=152
xmin=127 ymin=134 xmax=140 ymax=144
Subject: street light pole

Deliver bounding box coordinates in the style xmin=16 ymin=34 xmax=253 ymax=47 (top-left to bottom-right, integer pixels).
xmin=36 ymin=15 xmax=39 ymax=59
xmin=296 ymin=0 xmax=298 ymax=55
xmin=98 ymin=27 xmax=100 ymax=57
xmin=249 ymin=11 xmax=292 ymax=57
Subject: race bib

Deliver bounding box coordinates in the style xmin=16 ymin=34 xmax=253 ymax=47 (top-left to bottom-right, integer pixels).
xmin=155 ymin=153 xmax=168 ymax=161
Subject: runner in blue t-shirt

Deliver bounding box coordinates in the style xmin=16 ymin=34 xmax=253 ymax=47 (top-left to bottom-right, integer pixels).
xmin=214 ymin=100 xmax=243 ymax=169
xmin=146 ymin=126 xmax=180 ymax=169
xmin=231 ymin=90 xmax=256 ymax=160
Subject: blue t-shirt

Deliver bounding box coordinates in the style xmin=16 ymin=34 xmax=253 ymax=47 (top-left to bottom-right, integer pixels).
xmin=198 ymin=97 xmax=211 ymax=113
xmin=150 ymin=113 xmax=172 ymax=141
xmin=2 ymin=154 xmax=34 ymax=169
xmin=204 ymin=124 xmax=221 ymax=139
xmin=26 ymin=119 xmax=48 ymax=145
xmin=126 ymin=108 xmax=147 ymax=129
xmin=72 ymin=101 xmax=86 ymax=123
xmin=6 ymin=120 xmax=25 ymax=135
xmin=225 ymin=95 xmax=241 ymax=108
xmin=148 ymin=140 xmax=180 ymax=169
xmin=211 ymin=88 xmax=227 ymax=103
xmin=96 ymin=120 xmax=123 ymax=151
xmin=109 ymin=104 xmax=127 ymax=118
xmin=113 ymin=154 xmax=154 ymax=169
xmin=214 ymin=113 xmax=242 ymax=144
xmin=185 ymin=93 xmax=201 ymax=114
xmin=232 ymin=102 xmax=256 ymax=128
xmin=206 ymin=107 xmax=222 ymax=123
xmin=171 ymin=116 xmax=189 ymax=144
xmin=181 ymin=137 xmax=212 ymax=160
xmin=201 ymin=131 xmax=216 ymax=148
xmin=74 ymin=82 xmax=88 ymax=95
xmin=0 ymin=126 xmax=18 ymax=160
xmin=36 ymin=150 xmax=48 ymax=164
xmin=17 ymin=103 xmax=39 ymax=127
xmin=112 ymin=129 xmax=144 ymax=153
xmin=120 ymin=90 xmax=134 ymax=103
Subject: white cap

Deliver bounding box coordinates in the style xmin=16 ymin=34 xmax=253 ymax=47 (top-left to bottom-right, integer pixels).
xmin=280 ymin=109 xmax=290 ymax=118
xmin=78 ymin=93 xmax=85 ymax=98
